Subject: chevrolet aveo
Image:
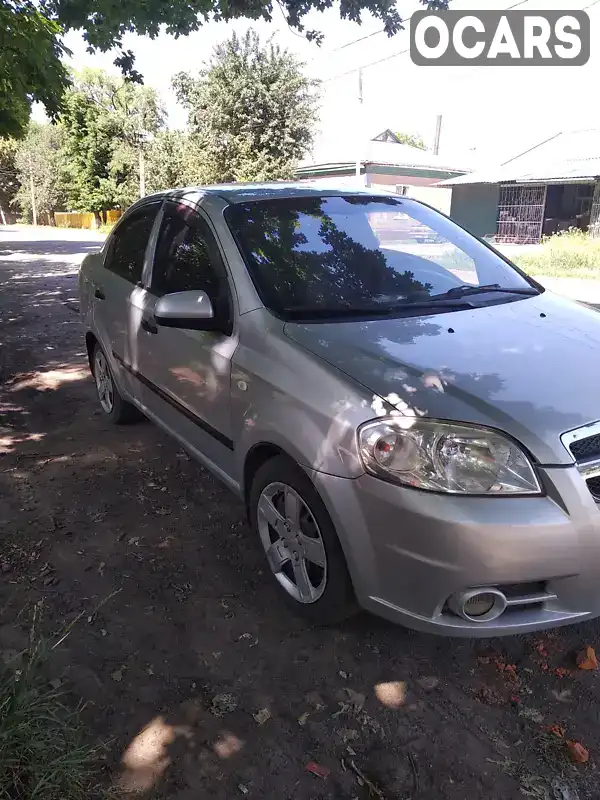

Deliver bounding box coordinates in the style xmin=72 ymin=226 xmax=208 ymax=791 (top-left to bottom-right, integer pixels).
xmin=79 ymin=184 xmax=600 ymax=637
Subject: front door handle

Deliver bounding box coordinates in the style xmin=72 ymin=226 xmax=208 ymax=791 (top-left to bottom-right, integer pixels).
xmin=94 ymin=287 xmax=105 ymax=300
xmin=140 ymin=317 xmax=158 ymax=335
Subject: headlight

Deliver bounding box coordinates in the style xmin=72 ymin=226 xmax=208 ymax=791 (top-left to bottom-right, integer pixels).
xmin=358 ymin=418 xmax=541 ymax=495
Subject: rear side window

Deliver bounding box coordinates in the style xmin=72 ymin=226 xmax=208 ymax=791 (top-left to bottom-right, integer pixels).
xmin=105 ymin=203 xmax=160 ymax=284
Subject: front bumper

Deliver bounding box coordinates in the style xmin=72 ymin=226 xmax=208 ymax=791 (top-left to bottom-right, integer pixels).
xmin=310 ymin=464 xmax=600 ymax=636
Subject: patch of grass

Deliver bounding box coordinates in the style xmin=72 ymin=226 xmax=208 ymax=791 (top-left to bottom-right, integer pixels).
xmin=513 ymin=229 xmax=600 ymax=279
xmin=0 ymin=610 xmax=103 ymax=800
xmin=97 ymin=223 xmax=114 ymax=235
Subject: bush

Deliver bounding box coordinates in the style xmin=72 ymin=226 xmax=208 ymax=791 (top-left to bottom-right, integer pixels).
xmin=513 ymin=229 xmax=600 ymax=278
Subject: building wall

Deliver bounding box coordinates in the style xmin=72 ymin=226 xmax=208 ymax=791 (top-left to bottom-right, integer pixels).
xmin=449 ymin=184 xmax=500 ymax=238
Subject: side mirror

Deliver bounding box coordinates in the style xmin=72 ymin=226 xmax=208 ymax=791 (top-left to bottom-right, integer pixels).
xmin=154 ymin=290 xmax=215 ymax=330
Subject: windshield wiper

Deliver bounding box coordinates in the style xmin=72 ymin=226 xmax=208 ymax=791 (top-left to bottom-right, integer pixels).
xmin=432 ymin=283 xmax=539 ymax=300
xmin=285 ymin=299 xmax=476 ymax=319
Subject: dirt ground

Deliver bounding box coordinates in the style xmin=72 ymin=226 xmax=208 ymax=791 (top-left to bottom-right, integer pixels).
xmin=1 ymin=226 xmax=600 ymax=800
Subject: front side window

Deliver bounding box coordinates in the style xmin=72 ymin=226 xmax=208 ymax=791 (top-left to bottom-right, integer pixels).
xmin=151 ymin=203 xmax=232 ymax=327
xmin=105 ymin=203 xmax=160 ymax=284
xmin=225 ymin=196 xmax=536 ymax=320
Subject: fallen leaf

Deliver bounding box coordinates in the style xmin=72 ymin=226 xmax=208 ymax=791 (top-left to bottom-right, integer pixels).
xmin=576 ymin=646 xmax=597 ymax=671
xmin=297 ymin=711 xmax=310 ymax=726
xmin=253 ymin=708 xmax=271 ymax=725
xmin=111 ymin=668 xmax=125 ymax=682
xmin=566 ymin=739 xmax=589 ymax=764
xmin=339 ymin=670 xmax=348 ymax=679
xmin=553 ymin=667 xmax=569 ymax=678
xmin=306 ymin=761 xmax=331 ymax=780
xmin=548 ymin=724 xmax=565 ymax=738
xmin=49 ymin=678 xmax=62 ymax=690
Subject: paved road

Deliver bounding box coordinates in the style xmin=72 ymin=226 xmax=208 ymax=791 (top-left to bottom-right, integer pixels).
xmin=1 ymin=226 xmax=600 ymax=800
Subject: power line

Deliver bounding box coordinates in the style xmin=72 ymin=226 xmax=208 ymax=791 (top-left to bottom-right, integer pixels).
xmin=321 ymin=0 xmax=535 ymax=83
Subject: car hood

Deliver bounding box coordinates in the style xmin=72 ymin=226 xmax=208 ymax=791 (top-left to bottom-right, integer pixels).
xmin=284 ymin=293 xmax=600 ymax=465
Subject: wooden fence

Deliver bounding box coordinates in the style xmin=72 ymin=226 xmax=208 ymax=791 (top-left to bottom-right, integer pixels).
xmin=38 ymin=210 xmax=122 ymax=229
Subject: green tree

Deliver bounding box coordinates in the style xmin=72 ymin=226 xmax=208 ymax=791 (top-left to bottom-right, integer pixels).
xmin=144 ymin=130 xmax=196 ymax=193
xmin=0 ymin=1 xmax=69 ymax=138
xmin=0 ymin=137 xmax=19 ymax=220
xmin=394 ymin=132 xmax=427 ymax=150
xmin=1 ymin=0 xmax=448 ymax=138
xmin=173 ymin=30 xmax=318 ymax=183
xmin=14 ymin=123 xmax=66 ymax=223
xmin=59 ymin=69 xmax=165 ymax=220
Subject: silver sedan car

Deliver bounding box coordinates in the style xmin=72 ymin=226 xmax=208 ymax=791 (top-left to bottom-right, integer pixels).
xmin=79 ymin=184 xmax=600 ymax=636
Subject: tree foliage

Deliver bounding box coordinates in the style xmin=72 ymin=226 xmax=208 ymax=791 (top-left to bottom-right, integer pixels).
xmin=0 ymin=1 xmax=69 ymax=138
xmin=1 ymin=0 xmax=449 ymax=136
xmin=394 ymin=131 xmax=426 ymax=150
xmin=173 ymin=30 xmax=318 ymax=183
xmin=0 ymin=137 xmax=19 ymax=214
xmin=14 ymin=123 xmax=66 ymax=221
xmin=59 ymin=69 xmax=165 ymax=215
xmin=144 ymin=131 xmax=198 ymax=194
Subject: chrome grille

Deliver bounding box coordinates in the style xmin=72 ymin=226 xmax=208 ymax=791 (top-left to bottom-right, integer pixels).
xmin=570 ymin=434 xmax=600 ymax=461
xmin=561 ymin=422 xmax=600 ymax=506
xmin=588 ymin=475 xmax=600 ymax=500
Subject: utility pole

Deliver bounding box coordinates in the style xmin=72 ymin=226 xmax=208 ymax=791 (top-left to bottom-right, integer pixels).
xmin=138 ymin=147 xmax=146 ymax=199
xmin=433 ymin=114 xmax=443 ymax=156
xmin=355 ymin=68 xmax=364 ymax=184
xmin=28 ymin=152 xmax=37 ymax=226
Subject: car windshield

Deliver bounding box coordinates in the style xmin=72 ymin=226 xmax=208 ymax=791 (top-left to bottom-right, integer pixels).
xmin=225 ymin=195 xmax=536 ymax=320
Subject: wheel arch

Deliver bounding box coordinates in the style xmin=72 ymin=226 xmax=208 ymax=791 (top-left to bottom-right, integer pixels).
xmin=85 ymin=331 xmax=98 ymax=373
xmin=243 ymin=442 xmax=288 ymax=508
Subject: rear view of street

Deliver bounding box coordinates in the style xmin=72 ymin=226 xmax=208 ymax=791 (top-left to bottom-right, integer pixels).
xmin=2 ymin=225 xmax=600 ymax=799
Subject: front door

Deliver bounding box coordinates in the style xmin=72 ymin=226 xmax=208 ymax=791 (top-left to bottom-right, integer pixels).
xmin=95 ymin=201 xmax=161 ymax=395
xmin=131 ymin=200 xmax=237 ymax=477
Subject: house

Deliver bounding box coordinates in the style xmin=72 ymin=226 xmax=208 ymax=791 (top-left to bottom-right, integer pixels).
xmin=295 ymin=130 xmax=472 ymax=213
xmin=440 ymin=129 xmax=600 ymax=243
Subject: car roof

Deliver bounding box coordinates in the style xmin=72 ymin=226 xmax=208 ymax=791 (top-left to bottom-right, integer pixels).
xmin=137 ymin=182 xmax=397 ymax=207
xmin=197 ymin=182 xmax=396 ymax=204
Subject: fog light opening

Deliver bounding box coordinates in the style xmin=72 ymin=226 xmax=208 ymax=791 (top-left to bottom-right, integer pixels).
xmin=449 ymin=588 xmax=507 ymax=623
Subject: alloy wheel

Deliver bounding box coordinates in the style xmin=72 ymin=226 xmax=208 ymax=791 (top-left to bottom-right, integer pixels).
xmin=257 ymin=482 xmax=327 ymax=603
xmin=94 ymin=349 xmax=114 ymax=413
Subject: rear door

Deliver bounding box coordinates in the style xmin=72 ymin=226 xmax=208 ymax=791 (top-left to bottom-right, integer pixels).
xmin=131 ymin=200 xmax=238 ymax=477
xmin=94 ymin=201 xmax=162 ymax=395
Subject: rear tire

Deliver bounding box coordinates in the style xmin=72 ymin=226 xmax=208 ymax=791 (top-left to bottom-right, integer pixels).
xmin=92 ymin=343 xmax=141 ymax=424
xmin=249 ymin=456 xmax=358 ymax=625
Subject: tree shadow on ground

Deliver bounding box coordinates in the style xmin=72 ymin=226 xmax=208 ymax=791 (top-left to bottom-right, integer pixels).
xmin=2 ymin=357 xmax=600 ymax=800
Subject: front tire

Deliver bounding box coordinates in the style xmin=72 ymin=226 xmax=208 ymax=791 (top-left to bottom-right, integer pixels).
xmin=249 ymin=456 xmax=357 ymax=625
xmin=92 ymin=344 xmax=140 ymax=424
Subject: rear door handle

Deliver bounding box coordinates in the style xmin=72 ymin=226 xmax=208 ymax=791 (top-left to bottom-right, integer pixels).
xmin=141 ymin=317 xmax=158 ymax=335
xmin=94 ymin=287 xmax=105 ymax=300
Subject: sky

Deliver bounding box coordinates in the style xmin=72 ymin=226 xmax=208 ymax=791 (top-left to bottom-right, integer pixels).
xmin=57 ymin=0 xmax=600 ymax=169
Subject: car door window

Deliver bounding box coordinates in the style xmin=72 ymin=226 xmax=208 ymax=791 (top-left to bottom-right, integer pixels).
xmin=105 ymin=202 xmax=160 ymax=284
xmin=151 ymin=202 xmax=232 ymax=330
